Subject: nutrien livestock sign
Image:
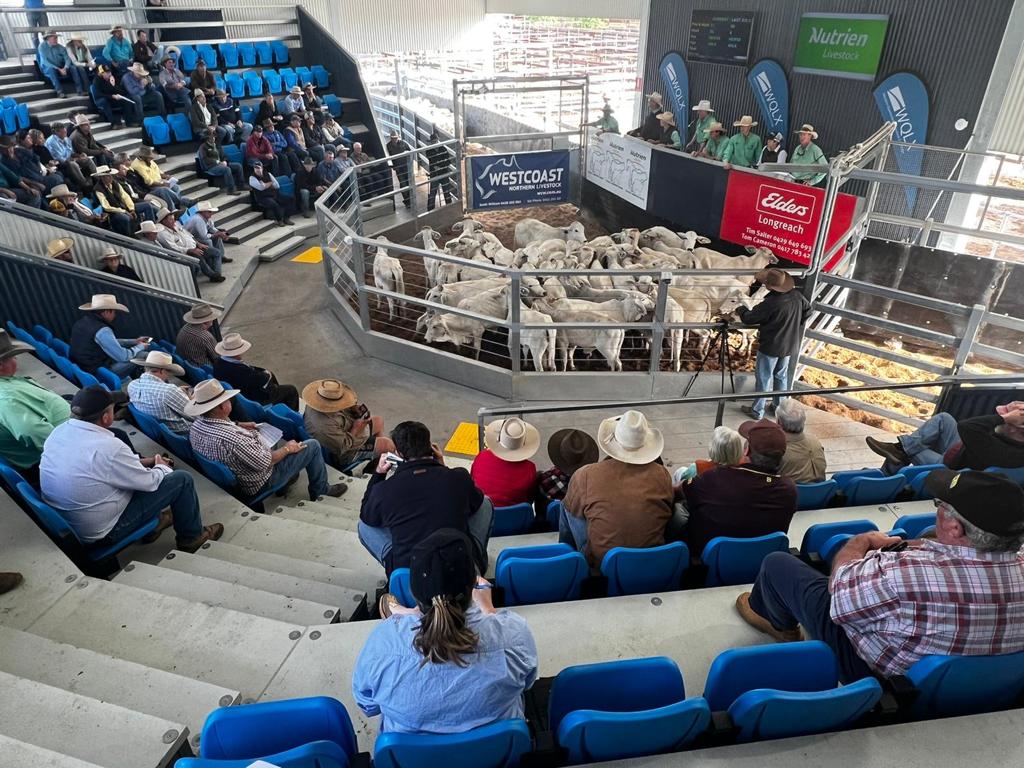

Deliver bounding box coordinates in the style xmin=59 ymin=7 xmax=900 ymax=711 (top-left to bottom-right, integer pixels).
xmin=793 ymin=13 xmax=889 ymax=81
xmin=469 ymin=150 xmax=571 ymax=210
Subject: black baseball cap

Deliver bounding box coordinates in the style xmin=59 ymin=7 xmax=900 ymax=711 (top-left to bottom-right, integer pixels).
xmin=925 ymin=469 xmax=1024 ymax=535
xmin=71 ymin=384 xmax=114 ymax=421
xmin=409 ymin=528 xmax=476 ymax=607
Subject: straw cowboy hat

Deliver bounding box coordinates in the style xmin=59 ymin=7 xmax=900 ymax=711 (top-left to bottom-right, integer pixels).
xmin=692 ymin=99 xmax=715 ymax=113
xmin=46 ymin=237 xmax=73 ymax=257
xmin=182 ymin=303 xmax=222 ymax=325
xmin=548 ymin=428 xmax=599 ymax=475
xmin=597 ymin=410 xmax=664 ymax=465
xmin=47 ymin=184 xmax=76 ymax=200
xmin=184 ymin=379 xmax=239 ymax=418
xmin=135 ymin=145 xmax=156 ymax=159
xmin=74 ymin=114 xmax=91 ymax=127
xmin=91 ymin=165 xmax=116 ymax=178
xmin=128 ymin=62 xmax=149 ymax=77
xmin=131 ymin=349 xmax=184 ymax=376
xmin=755 ymin=267 xmax=795 ymax=293
xmin=68 ymin=33 xmax=85 ymax=42
xmin=707 ymin=121 xmax=725 ymax=134
xmin=98 ymin=246 xmax=122 ymax=262
xmin=196 ymin=200 xmax=219 ymax=214
xmin=656 ymin=111 xmax=677 ymax=126
xmin=214 ymin=332 xmax=252 ymax=357
xmin=289 ymin=85 xmax=303 ymax=95
xmin=484 ymin=417 xmax=541 ymax=462
xmin=136 ymin=220 xmax=162 ymax=235
xmin=165 ymin=45 xmax=180 ymax=57
xmin=0 ymin=329 xmax=33 ymax=362
xmin=302 ymin=379 xmax=357 ymax=413
xmin=43 ymin=30 xmax=58 ymax=40
xmin=733 ymin=115 xmax=758 ymax=128
xmin=795 ymin=123 xmax=819 ymax=139
xmin=645 ymin=91 xmax=663 ymax=103
xmin=79 ymin=294 xmax=129 ymax=313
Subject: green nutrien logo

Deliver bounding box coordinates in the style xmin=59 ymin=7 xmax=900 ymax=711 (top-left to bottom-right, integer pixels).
xmin=794 ymin=13 xmax=889 ymax=80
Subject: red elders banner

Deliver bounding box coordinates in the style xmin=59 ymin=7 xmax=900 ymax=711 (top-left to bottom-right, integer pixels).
xmin=719 ymin=171 xmax=858 ymax=271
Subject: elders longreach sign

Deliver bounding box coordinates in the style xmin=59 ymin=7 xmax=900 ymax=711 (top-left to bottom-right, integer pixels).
xmin=794 ymin=13 xmax=889 ymax=81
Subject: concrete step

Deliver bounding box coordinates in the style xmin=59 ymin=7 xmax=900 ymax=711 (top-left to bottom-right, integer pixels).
xmin=29 ymin=94 xmax=90 ymax=115
xmin=28 ymin=578 xmax=304 ymax=699
xmin=0 ymin=670 xmax=187 ymax=768
xmin=345 ymin=122 xmax=371 ymax=135
xmin=116 ymin=560 xmax=341 ymax=624
xmin=157 ymin=549 xmax=366 ymax=621
xmin=276 ymin=468 xmax=363 ymax=507
xmin=179 ymin=177 xmax=210 ymax=195
xmin=0 ymin=84 xmax=51 ymax=100
xmin=233 ymin=216 xmax=284 ymax=243
xmin=0 ymin=71 xmax=37 ymax=84
xmin=270 ymin=499 xmax=359 ymax=532
xmin=0 ymin=625 xmax=238 ymax=753
xmin=219 ymin=207 xmax=265 ymax=231
xmin=260 ymin=233 xmax=307 ymax=262
xmin=0 ymin=735 xmax=107 ymax=768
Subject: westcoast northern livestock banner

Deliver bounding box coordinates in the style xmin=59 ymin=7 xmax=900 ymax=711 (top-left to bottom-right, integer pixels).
xmin=873 ymin=72 xmax=930 ymax=215
xmin=586 ymin=133 xmax=653 ymax=209
xmin=747 ymin=59 xmax=789 ymax=143
xmin=658 ymin=51 xmax=689 ymax=129
xmin=469 ymin=150 xmax=571 ymax=210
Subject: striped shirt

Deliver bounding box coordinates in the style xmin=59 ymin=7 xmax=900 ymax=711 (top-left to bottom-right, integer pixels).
xmin=830 ymin=539 xmax=1024 ymax=676
xmin=175 ymin=324 xmax=218 ymax=367
xmin=127 ymin=373 xmax=192 ymax=434
xmin=189 ymin=415 xmax=271 ymax=497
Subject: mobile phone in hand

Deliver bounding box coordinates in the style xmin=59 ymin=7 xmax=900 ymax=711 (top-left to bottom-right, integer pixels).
xmin=356 ymin=403 xmax=370 ymax=419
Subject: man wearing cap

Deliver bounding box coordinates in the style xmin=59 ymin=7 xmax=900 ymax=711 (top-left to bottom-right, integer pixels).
xmin=158 ymin=56 xmax=190 ymax=111
xmin=70 ymin=294 xmax=151 ymax=377
xmin=722 ymin=115 xmax=762 ymax=170
xmin=126 ymin=350 xmax=194 ymax=433
xmin=696 ymin=122 xmax=728 ymax=161
xmin=176 ymin=303 xmax=221 ymax=367
xmin=628 ymin=91 xmax=664 ymax=141
xmin=294 ymin=155 xmax=323 ymax=218
xmin=359 ymin=421 xmax=492 ymax=575
xmin=738 ymin=470 xmax=1024 ymax=682
xmin=213 ymin=88 xmax=252 ymax=145
xmin=687 ymin=99 xmax=716 ymax=149
xmin=471 ymin=418 xmax=541 ymax=509
xmin=154 ymin=208 xmax=225 ymax=283
xmin=302 ymin=379 xmax=394 ymax=468
xmin=281 ymin=85 xmax=306 ymax=119
xmin=103 ymin=26 xmax=133 ymax=74
xmin=583 ymin=103 xmax=619 ymax=135
xmin=737 ymin=268 xmax=810 ymax=420
xmin=262 ymin=120 xmax=295 ymax=174
xmin=0 ymin=329 xmax=71 ymax=484
xmin=561 ymin=410 xmax=675 ymax=568
xmin=187 ymin=379 xmax=346 ymax=501
xmin=185 ymin=200 xmax=233 ymax=271
xmin=198 ymin=128 xmax=245 ymax=197
xmin=681 ymin=418 xmax=797 ymax=556
xmin=656 ymin=112 xmax=682 ymax=150
xmin=123 ymin=62 xmax=166 ymax=118
xmin=41 ymin=385 xmax=221 ymax=552
xmin=283 ymin=114 xmax=310 ymax=163
xmin=385 ymin=130 xmax=412 ymax=208
xmin=38 ymin=31 xmax=82 ymax=98
xmin=758 ymin=132 xmax=787 ymax=167
xmin=248 ymin=161 xmax=293 ymax=227
xmin=538 ymin=429 xmax=599 ymax=507
xmin=188 ymin=59 xmax=216 ymax=99
xmin=245 ymin=123 xmax=280 ymax=175
xmin=212 ymin=332 xmax=299 ymax=410
xmin=45 ymin=121 xmax=95 ymax=194
xmin=790 ymin=124 xmax=827 ymax=186
xmin=98 ymin=247 xmax=143 ymax=283
xmin=132 ymin=29 xmax=162 ymax=70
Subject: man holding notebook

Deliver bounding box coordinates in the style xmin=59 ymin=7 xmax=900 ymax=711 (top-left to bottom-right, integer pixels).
xmin=186 ymin=379 xmax=347 ymax=501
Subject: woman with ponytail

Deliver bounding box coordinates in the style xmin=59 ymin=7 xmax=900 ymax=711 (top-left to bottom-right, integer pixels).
xmin=353 ymin=528 xmax=538 ymax=733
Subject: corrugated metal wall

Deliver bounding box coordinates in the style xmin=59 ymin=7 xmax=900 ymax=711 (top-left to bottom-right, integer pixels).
xmin=990 ymin=45 xmax=1024 ymax=155
xmin=643 ymin=0 xmax=1015 ymax=155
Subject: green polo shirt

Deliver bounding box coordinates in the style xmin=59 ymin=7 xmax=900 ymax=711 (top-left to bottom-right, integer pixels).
xmin=693 ymin=113 xmax=716 ymax=145
xmin=0 ymin=375 xmax=71 ymax=468
xmin=790 ymin=140 xmax=827 ymax=184
xmin=721 ymin=132 xmax=763 ymax=168
xmin=596 ymin=115 xmax=619 ymax=133
xmin=704 ymin=135 xmax=728 ymax=161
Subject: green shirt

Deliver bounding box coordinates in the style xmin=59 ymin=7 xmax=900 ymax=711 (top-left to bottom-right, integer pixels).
xmin=665 ymin=129 xmax=681 ymax=150
xmin=790 ymin=140 xmax=827 ymax=184
xmin=703 ymin=136 xmax=728 ymax=161
xmin=692 ymin=114 xmax=716 ymax=145
xmin=595 ymin=115 xmax=619 ymax=133
xmin=0 ymin=375 xmax=71 ymax=468
xmin=721 ymin=132 xmax=763 ymax=168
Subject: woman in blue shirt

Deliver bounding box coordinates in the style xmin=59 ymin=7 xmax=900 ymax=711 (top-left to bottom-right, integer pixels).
xmin=353 ymin=528 xmax=538 ymax=735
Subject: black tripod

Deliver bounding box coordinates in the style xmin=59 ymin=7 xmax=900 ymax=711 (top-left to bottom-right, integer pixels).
xmin=682 ymin=320 xmax=738 ymax=397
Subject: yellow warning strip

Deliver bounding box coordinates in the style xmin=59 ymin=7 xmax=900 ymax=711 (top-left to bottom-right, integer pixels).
xmin=444 ymin=421 xmax=481 ymax=456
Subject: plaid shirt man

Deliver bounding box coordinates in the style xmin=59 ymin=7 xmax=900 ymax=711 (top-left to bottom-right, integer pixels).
xmin=538 ymin=467 xmax=570 ymax=502
xmin=189 ymin=415 xmax=271 ymax=496
xmin=830 ymin=539 xmax=1024 ymax=676
xmin=175 ymin=323 xmax=218 ymax=367
xmin=127 ymin=372 xmax=192 ymax=434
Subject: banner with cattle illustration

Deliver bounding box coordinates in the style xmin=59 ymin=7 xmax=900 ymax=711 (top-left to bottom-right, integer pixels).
xmin=747 ymin=59 xmax=789 ymax=145
xmin=468 ymin=150 xmax=571 ymax=210
xmin=585 ymin=133 xmax=653 ymax=209
xmin=873 ymin=71 xmax=930 ymax=214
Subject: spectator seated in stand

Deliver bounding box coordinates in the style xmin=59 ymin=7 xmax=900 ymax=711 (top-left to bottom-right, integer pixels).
xmin=92 ymin=163 xmax=154 ymax=238
xmin=97 ymin=246 xmax=143 ymax=282
xmin=158 ymin=55 xmax=191 ymax=112
xmin=190 ymin=91 xmax=228 ymax=146
xmin=316 ymin=147 xmax=346 ymax=191
xmin=184 ymin=200 xmax=234 ymax=273
xmin=111 ymin=153 xmax=161 ymax=219
xmin=212 ymin=332 xmax=299 ymax=410
xmin=681 ymin=419 xmax=797 ymax=558
xmin=248 ymin=159 xmax=294 ymax=226
xmin=38 ymin=30 xmax=88 ymax=97
xmin=153 ymin=206 xmax=225 ymax=284
xmin=188 ymin=59 xmax=216 ymax=98
xmin=65 ymin=35 xmax=96 ymax=80
xmin=301 ymin=81 xmax=324 ymax=114
xmin=91 ymin=68 xmax=141 ymax=128
xmin=130 ymin=145 xmax=192 ymax=211
xmin=71 ymin=115 xmax=115 ymax=168
xmin=293 ymin=154 xmax=323 ymax=217
xmin=776 ymin=399 xmax=826 ymax=484
xmin=47 ymin=185 xmax=104 ymax=225
xmin=0 ymin=329 xmax=71 ymax=486
xmin=123 ymin=62 xmax=166 ymax=118
xmin=127 ymin=350 xmax=194 ymax=434
xmin=471 ymin=417 xmax=541 ymax=509
xmin=1 ymin=135 xmax=62 ymax=195
xmin=41 ymin=385 xmax=223 ymax=552
xmin=283 ymin=113 xmax=310 ymax=161
xmin=256 ymin=92 xmax=284 ymax=130
xmin=302 ymin=379 xmax=394 ymax=468
xmin=102 ymin=25 xmax=133 ymax=74
xmin=737 ymin=470 xmax=1024 ymax=683
xmin=244 ymin=122 xmax=281 ymax=175
xmin=280 ymin=85 xmax=306 ymax=119
xmin=197 ymin=127 xmax=245 ymax=195
xmin=70 ymin=293 xmax=151 ymax=378
xmin=212 ymin=88 xmax=252 ymax=146
xmin=0 ymin=141 xmax=43 ymax=208
xmin=46 ymin=236 xmax=75 ymax=262
xmin=672 ymin=425 xmax=746 ymax=485
xmin=262 ymin=119 xmax=296 ymax=175
xmin=132 ymin=29 xmax=162 ymax=70
xmin=560 ymin=410 xmax=677 ymax=569
xmin=321 ymin=114 xmax=348 ymax=151
xmin=359 ymin=421 xmax=494 ymax=575
xmin=175 ymin=303 xmax=221 ymax=368
xmin=538 ymin=429 xmax=598 ymax=508
xmin=43 ymin=122 xmax=96 ymax=195
xmin=353 ymin=528 xmax=538 ymax=733
xmin=301 ymin=112 xmax=326 ymax=161
xmin=866 ymin=401 xmax=1024 ymax=473
xmin=186 ymin=378 xmax=347 ymax=501
xmin=17 ymin=130 xmax=66 ymax=193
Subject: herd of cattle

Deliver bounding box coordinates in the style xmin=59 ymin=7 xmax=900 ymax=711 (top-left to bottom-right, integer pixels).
xmin=365 ymin=217 xmax=779 ymax=372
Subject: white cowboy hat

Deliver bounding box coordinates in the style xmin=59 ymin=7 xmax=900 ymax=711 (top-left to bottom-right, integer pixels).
xmin=656 ymin=111 xmax=677 ymax=126
xmin=196 ymin=200 xmax=219 ymax=213
xmin=795 ymin=123 xmax=819 ymax=139
xmin=597 ymin=410 xmax=664 ymax=465
xmin=645 ymin=91 xmax=663 ymax=102
xmin=692 ymin=99 xmax=714 ymax=113
xmin=182 ymin=303 xmax=222 ymax=324
xmin=484 ymin=417 xmax=540 ymax=462
xmin=302 ymin=379 xmax=357 ymax=413
xmin=184 ymin=378 xmax=239 ymax=417
xmin=131 ymin=349 xmax=184 ymax=376
xmin=128 ymin=62 xmax=149 ymax=77
xmin=707 ymin=121 xmax=725 ymax=134
xmin=98 ymin=246 xmax=122 ymax=261
xmin=214 ymin=332 xmax=251 ymax=357
xmin=74 ymin=114 xmax=91 ymax=127
xmin=79 ymin=293 xmax=129 ymax=313
xmin=46 ymin=237 xmax=73 ymax=257
xmin=136 ymin=220 xmax=162 ymax=235
xmin=46 ymin=184 xmax=76 ymax=200
xmin=733 ymin=115 xmax=758 ymax=128
xmin=289 ymin=85 xmax=303 ymax=95
xmin=91 ymin=165 xmax=116 ymax=177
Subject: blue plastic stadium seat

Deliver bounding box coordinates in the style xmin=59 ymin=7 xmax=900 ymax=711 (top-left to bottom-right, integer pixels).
xmin=495 ymin=548 xmax=586 ymax=606
xmin=15 ymin=103 xmax=29 ymax=130
xmin=492 ymin=503 xmax=534 ymax=536
xmin=175 ymin=740 xmax=349 ymax=767
xmin=240 ymin=104 xmax=256 ymax=124
xmin=268 ymin=403 xmax=309 ymax=439
xmin=31 ymin=324 xmax=53 ymax=345
xmin=600 ymin=541 xmax=688 ymax=596
xmin=910 ymin=471 xmax=936 ymax=499
xmin=219 ymin=42 xmax=239 ymax=68
xmin=1 ymin=105 xmax=16 ymax=134
xmin=244 ymin=70 xmax=264 ymax=97
xmin=6 ymin=320 xmax=34 ymax=345
xmin=894 ymin=512 xmax=937 ymax=539
xmin=197 ymin=44 xmax=218 ymax=69
xmin=986 ymin=465 xmax=1024 ymax=485
xmin=238 ymin=43 xmax=256 ymax=67
xmin=33 ymin=342 xmax=55 ymax=368
xmin=175 ymin=354 xmax=210 ymax=385
xmin=52 ymin=353 xmax=78 ymax=383
xmin=702 ymin=533 xmax=790 ymax=587
xmin=0 ymin=456 xmax=28 ymax=492
xmin=254 ymin=41 xmax=274 ymax=65
xmin=550 ymin=657 xmax=710 ymax=764
xmin=275 ymin=174 xmax=294 ymax=198
xmin=143 ymin=116 xmax=171 ymax=145
xmin=897 ymin=463 xmax=944 ymax=482
xmin=545 ymin=499 xmax=561 ymax=528
xmin=844 ymin=474 xmax=907 ymax=505
xmin=905 ymin=651 xmax=1024 ymax=719
xmin=213 ymin=73 xmax=226 ymax=94
xmin=264 ymin=407 xmax=303 ymax=442
xmin=167 ymin=112 xmax=193 ymax=142
xmin=831 ymin=468 xmax=884 ymax=491
xmin=388 ymin=567 xmax=416 ymax=609
xmin=795 ymin=479 xmax=839 ymax=510
xmin=323 ymin=94 xmax=342 ymax=118
xmin=311 ymin=64 xmax=329 ymax=87
xmin=222 ymin=143 xmax=243 ymax=165
xmin=262 ymin=69 xmax=283 ymax=95
xmin=194 ymin=445 xmax=288 ymax=505
xmin=229 ymin=390 xmax=267 ymax=423
xmin=704 ymin=641 xmax=882 ymax=743
xmin=279 ymin=67 xmax=298 ymax=90
xmin=295 ymin=66 xmax=313 ymax=85
xmin=178 ymin=45 xmax=198 ymax=71
xmin=158 ymin=423 xmax=196 ymax=464
xmin=128 ymin=403 xmax=163 ymax=443
xmin=800 ymin=519 xmax=879 ymax=559
xmin=374 ymin=719 xmax=530 ymax=768
xmin=271 ymin=40 xmax=290 ymax=64
xmin=72 ymin=364 xmax=101 ymax=390
xmin=96 ymin=366 xmax=124 ymax=392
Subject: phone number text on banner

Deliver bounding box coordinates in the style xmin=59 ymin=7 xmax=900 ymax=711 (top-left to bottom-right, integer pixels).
xmin=469 ymin=150 xmax=571 ymax=210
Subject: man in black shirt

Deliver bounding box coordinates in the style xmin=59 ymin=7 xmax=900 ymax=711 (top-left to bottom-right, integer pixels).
xmin=385 ymin=130 xmax=411 ymax=208
xmin=627 ymin=91 xmax=665 ymax=142
xmin=359 ymin=421 xmax=493 ymax=575
xmin=738 ymin=268 xmax=810 ymax=419
xmin=98 ymin=247 xmax=143 ymax=282
xmin=425 ymin=129 xmax=451 ymax=211
xmin=294 ymin=155 xmax=323 ymax=218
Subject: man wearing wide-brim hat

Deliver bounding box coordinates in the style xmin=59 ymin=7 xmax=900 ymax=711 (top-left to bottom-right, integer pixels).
xmin=132 ymin=145 xmax=190 ymax=211
xmin=583 ymin=101 xmax=619 ymax=135
xmin=103 ymin=25 xmax=133 ymax=74
xmin=37 ymin=29 xmax=82 ymax=99
xmin=123 ymin=61 xmax=166 ymax=119
xmin=282 ymin=85 xmax=306 ymax=119
xmin=158 ymin=53 xmax=191 ymax=111
xmin=560 ymin=410 xmax=676 ymax=568
xmin=175 ymin=303 xmax=222 ymax=368
xmin=688 ymin=98 xmax=716 ymax=149
xmin=538 ymin=428 xmax=599 ymax=507
xmin=212 ymin=332 xmax=300 ymax=411
xmin=628 ymin=90 xmax=664 ymax=141
xmin=696 ymin=121 xmax=728 ymax=161
xmin=790 ymin=123 xmax=827 ymax=186
xmin=722 ymin=115 xmax=762 ymax=170
xmin=655 ymin=111 xmax=682 ymax=150
xmin=186 ymin=379 xmax=348 ymax=502
xmin=98 ymin=245 xmax=143 ymax=283
xmin=70 ymin=293 xmax=152 ymax=378
xmin=46 ymin=235 xmax=74 ymax=262
xmin=302 ymin=379 xmax=395 ymax=469
xmin=470 ymin=417 xmax=541 ymax=508
xmin=736 ymin=268 xmax=810 ymax=420
xmin=126 ymin=350 xmax=194 ymax=434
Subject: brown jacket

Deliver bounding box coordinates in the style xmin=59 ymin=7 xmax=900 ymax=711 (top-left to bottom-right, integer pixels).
xmin=303 ymin=407 xmax=365 ymax=461
xmin=779 ymin=431 xmax=826 ymax=484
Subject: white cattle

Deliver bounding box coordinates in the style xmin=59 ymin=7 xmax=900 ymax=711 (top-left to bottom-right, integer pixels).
xmin=512 ymin=304 xmax=557 ymax=371
xmin=638 ymin=227 xmax=710 ymax=251
xmin=451 ymin=218 xmax=482 ymax=236
xmin=534 ymin=299 xmax=627 ymax=372
xmin=370 ymin=237 xmax=405 ymax=320
xmin=425 ymin=276 xmax=543 ymax=308
xmin=691 ymin=246 xmax=779 ymax=282
xmin=514 ymin=218 xmax=587 ymax=248
xmin=421 ymin=313 xmax=486 ymax=358
xmin=416 ymin=227 xmax=444 ymax=288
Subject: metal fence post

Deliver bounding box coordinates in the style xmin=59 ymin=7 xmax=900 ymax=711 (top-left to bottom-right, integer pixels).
xmin=350 ymin=238 xmax=372 ymax=332
xmin=648 ymin=273 xmax=670 ymax=374
xmin=406 ymin=153 xmax=417 ymax=218
xmin=952 ymin=303 xmax=987 ymax=375
xmin=509 ymin=272 xmax=522 ymax=375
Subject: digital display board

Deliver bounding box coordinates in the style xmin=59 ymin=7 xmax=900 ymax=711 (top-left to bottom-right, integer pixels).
xmin=688 ymin=10 xmax=756 ymax=66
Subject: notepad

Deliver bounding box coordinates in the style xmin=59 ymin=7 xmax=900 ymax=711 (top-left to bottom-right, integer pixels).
xmin=256 ymin=422 xmax=283 ymax=448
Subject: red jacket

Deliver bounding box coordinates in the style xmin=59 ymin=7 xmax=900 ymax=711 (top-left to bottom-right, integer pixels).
xmin=470 ymin=449 xmax=537 ymax=508
xmin=245 ymin=133 xmax=273 ymax=160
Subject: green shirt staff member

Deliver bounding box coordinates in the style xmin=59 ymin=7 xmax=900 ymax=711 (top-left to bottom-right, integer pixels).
xmin=698 ymin=122 xmax=728 ymax=161
xmin=687 ymin=99 xmax=716 ymax=149
xmin=657 ymin=111 xmax=682 ymax=150
xmin=584 ymin=103 xmax=619 ymax=135
xmin=790 ymin=123 xmax=828 ymax=186
xmin=722 ymin=115 xmax=763 ymax=169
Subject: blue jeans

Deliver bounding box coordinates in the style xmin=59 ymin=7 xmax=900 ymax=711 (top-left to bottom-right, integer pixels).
xmin=163 ymin=87 xmax=191 ymax=112
xmin=41 ymin=63 xmax=65 ymax=94
xmin=898 ymin=412 xmax=960 ymax=466
xmin=95 ymin=470 xmax=203 ymax=545
xmin=752 ymin=351 xmax=790 ymax=418
xmin=68 ymin=65 xmax=89 ymax=94
xmin=196 ymin=244 xmax=222 ymax=278
xmin=261 ymin=438 xmax=329 ymax=500
xmin=131 ymin=87 xmax=165 ymax=118
xmin=205 ymin=161 xmax=242 ymax=191
xmin=558 ymin=502 xmax=589 ymax=554
xmin=748 ymin=552 xmax=875 ymax=683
